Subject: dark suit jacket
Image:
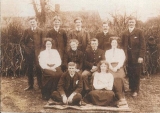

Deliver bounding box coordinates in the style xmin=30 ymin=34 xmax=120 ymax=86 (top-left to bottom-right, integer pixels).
xmin=46 ymin=28 xmax=67 ymax=60
xmin=21 ymin=27 xmax=43 ymax=64
xmin=57 ymin=71 xmax=83 ymax=96
xmin=63 ymin=50 xmax=84 ymax=70
xmin=84 ymin=48 xmax=105 ymax=70
xmin=96 ymin=32 xmax=113 ymax=51
xmin=121 ymin=28 xmax=145 ymax=64
xmin=67 ymin=29 xmax=90 ymax=52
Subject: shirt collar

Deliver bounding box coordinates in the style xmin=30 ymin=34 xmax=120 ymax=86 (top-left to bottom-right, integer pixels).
xmin=31 ymin=27 xmax=36 ymax=31
xmin=76 ymin=27 xmax=82 ymax=31
xmin=70 ymin=73 xmax=75 ymax=78
xmin=54 ymin=26 xmax=60 ymax=32
xmin=128 ymin=27 xmax=135 ymax=33
xmin=103 ymin=31 xmax=108 ymax=35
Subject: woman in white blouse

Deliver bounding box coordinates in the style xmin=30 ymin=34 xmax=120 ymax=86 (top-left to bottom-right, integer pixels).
xmin=105 ymin=37 xmax=126 ymax=78
xmin=85 ymin=60 xmax=128 ymax=107
xmin=86 ymin=60 xmax=114 ymax=106
xmin=39 ymin=38 xmax=63 ymax=100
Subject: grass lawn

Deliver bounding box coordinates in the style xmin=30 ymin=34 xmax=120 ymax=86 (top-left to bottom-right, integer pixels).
xmin=1 ymin=73 xmax=160 ymax=112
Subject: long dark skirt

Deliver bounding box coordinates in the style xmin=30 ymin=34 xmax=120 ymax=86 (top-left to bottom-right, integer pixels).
xmin=41 ymin=67 xmax=63 ymax=100
xmin=87 ymin=89 xmax=115 ymax=106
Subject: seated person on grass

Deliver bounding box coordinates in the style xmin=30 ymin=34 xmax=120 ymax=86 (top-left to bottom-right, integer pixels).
xmin=84 ymin=60 xmax=128 ymax=108
xmin=63 ymin=39 xmax=84 ymax=73
xmin=49 ymin=62 xmax=83 ymax=106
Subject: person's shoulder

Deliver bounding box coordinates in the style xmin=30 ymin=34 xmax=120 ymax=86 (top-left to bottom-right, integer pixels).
xmin=39 ymin=50 xmax=46 ymax=55
xmin=134 ymin=28 xmax=143 ymax=32
xmin=77 ymin=50 xmax=83 ymax=54
xmin=107 ymin=72 xmax=113 ymax=77
xmin=98 ymin=48 xmax=105 ymax=53
xmin=37 ymin=27 xmax=43 ymax=31
xmin=51 ymin=49 xmax=59 ymax=53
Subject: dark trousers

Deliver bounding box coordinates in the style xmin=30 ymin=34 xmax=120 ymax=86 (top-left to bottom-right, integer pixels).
xmin=41 ymin=67 xmax=62 ymax=100
xmin=113 ymin=78 xmax=125 ymax=100
xmin=51 ymin=91 xmax=82 ymax=105
xmin=128 ymin=63 xmax=141 ymax=92
xmin=25 ymin=52 xmax=42 ymax=88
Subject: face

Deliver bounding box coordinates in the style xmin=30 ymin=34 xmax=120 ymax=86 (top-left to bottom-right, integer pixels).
xmin=100 ymin=63 xmax=108 ymax=72
xmin=53 ymin=19 xmax=61 ymax=28
xmin=128 ymin=19 xmax=136 ymax=28
xmin=70 ymin=41 xmax=78 ymax=51
xmin=29 ymin=19 xmax=37 ymax=28
xmin=103 ymin=23 xmax=109 ymax=32
xmin=45 ymin=41 xmax=52 ymax=50
xmin=75 ymin=19 xmax=82 ymax=28
xmin=68 ymin=65 xmax=76 ymax=75
xmin=91 ymin=41 xmax=98 ymax=49
xmin=111 ymin=40 xmax=118 ymax=49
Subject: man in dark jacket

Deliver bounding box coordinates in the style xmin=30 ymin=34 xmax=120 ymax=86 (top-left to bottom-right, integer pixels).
xmin=121 ymin=17 xmax=145 ymax=97
xmin=50 ymin=62 xmax=83 ymax=105
xmin=96 ymin=21 xmax=113 ymax=51
xmin=46 ymin=16 xmax=67 ymax=61
xmin=21 ymin=17 xmax=43 ymax=90
xmin=82 ymin=38 xmax=105 ymax=92
xmin=67 ymin=17 xmax=90 ymax=53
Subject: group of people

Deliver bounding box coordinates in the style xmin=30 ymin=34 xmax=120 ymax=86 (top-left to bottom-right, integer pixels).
xmin=21 ymin=15 xmax=145 ymax=107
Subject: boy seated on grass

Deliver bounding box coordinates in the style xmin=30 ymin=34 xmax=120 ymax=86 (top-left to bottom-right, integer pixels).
xmin=48 ymin=62 xmax=83 ymax=106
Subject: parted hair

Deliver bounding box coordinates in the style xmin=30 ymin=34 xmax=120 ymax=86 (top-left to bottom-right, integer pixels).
xmin=69 ymin=39 xmax=79 ymax=45
xmin=109 ymin=36 xmax=121 ymax=48
xmin=68 ymin=62 xmax=76 ymax=67
xmin=97 ymin=60 xmax=109 ymax=73
xmin=43 ymin=38 xmax=55 ymax=49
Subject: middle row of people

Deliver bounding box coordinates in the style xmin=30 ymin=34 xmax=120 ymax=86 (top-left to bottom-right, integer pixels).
xmin=39 ymin=36 xmax=126 ymax=107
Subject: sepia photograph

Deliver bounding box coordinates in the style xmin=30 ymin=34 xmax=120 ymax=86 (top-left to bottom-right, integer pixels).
xmin=1 ymin=0 xmax=160 ymax=112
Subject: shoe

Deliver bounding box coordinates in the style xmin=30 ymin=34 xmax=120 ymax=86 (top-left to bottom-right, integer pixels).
xmin=79 ymin=100 xmax=87 ymax=106
xmin=117 ymin=99 xmax=128 ymax=108
xmin=48 ymin=99 xmax=63 ymax=105
xmin=132 ymin=92 xmax=138 ymax=97
xmin=24 ymin=86 xmax=33 ymax=91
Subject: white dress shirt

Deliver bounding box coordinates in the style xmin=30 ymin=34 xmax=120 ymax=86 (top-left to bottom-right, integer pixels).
xmin=129 ymin=27 xmax=135 ymax=33
xmin=39 ymin=49 xmax=61 ymax=69
xmin=105 ymin=48 xmax=125 ymax=69
xmin=93 ymin=72 xmax=114 ymax=90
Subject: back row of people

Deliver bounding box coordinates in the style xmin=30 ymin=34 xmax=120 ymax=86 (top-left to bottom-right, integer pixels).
xmin=21 ymin=15 xmax=145 ymax=106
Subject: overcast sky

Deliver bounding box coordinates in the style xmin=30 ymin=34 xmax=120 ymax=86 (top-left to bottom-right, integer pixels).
xmin=1 ymin=0 xmax=160 ymax=22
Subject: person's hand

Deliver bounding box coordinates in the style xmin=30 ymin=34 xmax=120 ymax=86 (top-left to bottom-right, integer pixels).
xmin=68 ymin=93 xmax=75 ymax=104
xmin=91 ymin=66 xmax=97 ymax=72
xmin=92 ymin=66 xmax=97 ymax=70
xmin=138 ymin=57 xmax=143 ymax=63
xmin=62 ymin=95 xmax=68 ymax=105
xmin=112 ymin=67 xmax=118 ymax=72
xmin=51 ymin=67 xmax=56 ymax=72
